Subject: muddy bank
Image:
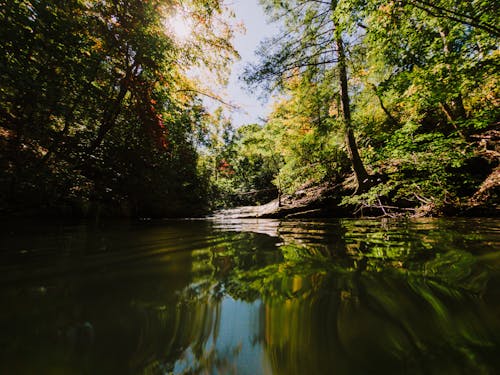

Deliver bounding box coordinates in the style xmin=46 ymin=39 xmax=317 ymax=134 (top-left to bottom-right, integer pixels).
xmin=212 ymin=175 xmax=499 ymax=219
xmin=212 ymin=183 xmax=349 ymax=219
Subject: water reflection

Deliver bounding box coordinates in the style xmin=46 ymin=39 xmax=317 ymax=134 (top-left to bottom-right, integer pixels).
xmin=0 ymin=219 xmax=499 ymax=374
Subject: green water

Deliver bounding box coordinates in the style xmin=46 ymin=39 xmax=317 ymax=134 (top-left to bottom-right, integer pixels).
xmin=1 ymin=218 xmax=499 ymax=374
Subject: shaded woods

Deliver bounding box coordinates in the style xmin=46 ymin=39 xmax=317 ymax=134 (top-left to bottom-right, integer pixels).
xmin=0 ymin=0 xmax=236 ymax=217
xmin=1 ymin=0 xmax=499 ymax=218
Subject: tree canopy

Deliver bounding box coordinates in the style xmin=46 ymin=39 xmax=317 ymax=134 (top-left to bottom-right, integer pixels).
xmin=228 ymin=0 xmax=498 ymax=216
xmin=0 ymin=0 xmax=237 ymax=217
xmin=1 ymin=0 xmax=498 ymax=218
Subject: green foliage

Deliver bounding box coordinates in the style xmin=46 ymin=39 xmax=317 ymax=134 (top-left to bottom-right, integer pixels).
xmin=200 ymin=120 xmax=281 ymax=208
xmin=1 ymin=0 xmax=497 ymax=216
xmin=343 ymin=127 xmax=481 ymax=212
xmin=270 ymin=114 xmax=350 ymax=194
xmin=0 ymin=0 xmax=236 ymax=217
xmin=238 ymin=0 xmax=499 ymax=215
xmin=202 ymin=71 xmax=353 ymax=207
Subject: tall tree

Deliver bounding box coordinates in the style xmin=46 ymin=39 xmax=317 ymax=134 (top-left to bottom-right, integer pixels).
xmin=244 ymin=0 xmax=371 ymax=192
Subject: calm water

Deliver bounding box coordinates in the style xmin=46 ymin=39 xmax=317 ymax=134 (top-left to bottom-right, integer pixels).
xmin=1 ymin=218 xmax=500 ymax=374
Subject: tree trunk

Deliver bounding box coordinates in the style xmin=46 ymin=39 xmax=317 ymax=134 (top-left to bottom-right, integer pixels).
xmin=87 ymin=73 xmax=131 ymax=155
xmin=438 ymin=26 xmax=467 ymax=125
xmin=335 ymin=35 xmax=371 ymax=192
xmin=371 ymin=84 xmax=399 ymax=127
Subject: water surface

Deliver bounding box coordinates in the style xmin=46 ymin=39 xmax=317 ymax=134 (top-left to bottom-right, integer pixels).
xmin=1 ymin=218 xmax=499 ymax=374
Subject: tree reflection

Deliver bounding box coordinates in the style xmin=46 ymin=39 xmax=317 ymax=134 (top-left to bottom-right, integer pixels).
xmin=1 ymin=219 xmax=499 ymax=374
xmin=213 ymin=219 xmax=500 ymax=374
xmin=133 ymin=219 xmax=500 ymax=374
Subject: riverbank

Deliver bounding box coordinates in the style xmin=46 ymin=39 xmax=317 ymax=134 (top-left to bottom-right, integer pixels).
xmin=213 ymin=173 xmax=499 ymax=219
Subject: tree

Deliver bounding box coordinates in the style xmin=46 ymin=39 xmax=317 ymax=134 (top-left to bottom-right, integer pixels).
xmin=242 ymin=0 xmax=498 ymax=214
xmin=339 ymin=0 xmax=500 ymax=214
xmin=244 ymin=0 xmax=372 ymax=192
xmin=259 ymin=73 xmax=350 ymax=195
xmin=200 ymin=118 xmax=282 ymax=207
xmin=0 ymin=0 xmax=237 ymax=216
xmin=402 ymin=0 xmax=500 ymax=37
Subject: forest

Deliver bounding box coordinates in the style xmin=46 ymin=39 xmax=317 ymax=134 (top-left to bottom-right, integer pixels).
xmin=1 ymin=0 xmax=499 ymax=218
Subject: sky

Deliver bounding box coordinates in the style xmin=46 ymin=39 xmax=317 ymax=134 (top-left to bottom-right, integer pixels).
xmin=223 ymin=0 xmax=280 ymax=127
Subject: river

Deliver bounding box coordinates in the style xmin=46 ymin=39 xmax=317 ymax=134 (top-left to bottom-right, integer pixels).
xmin=1 ymin=218 xmax=499 ymax=374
